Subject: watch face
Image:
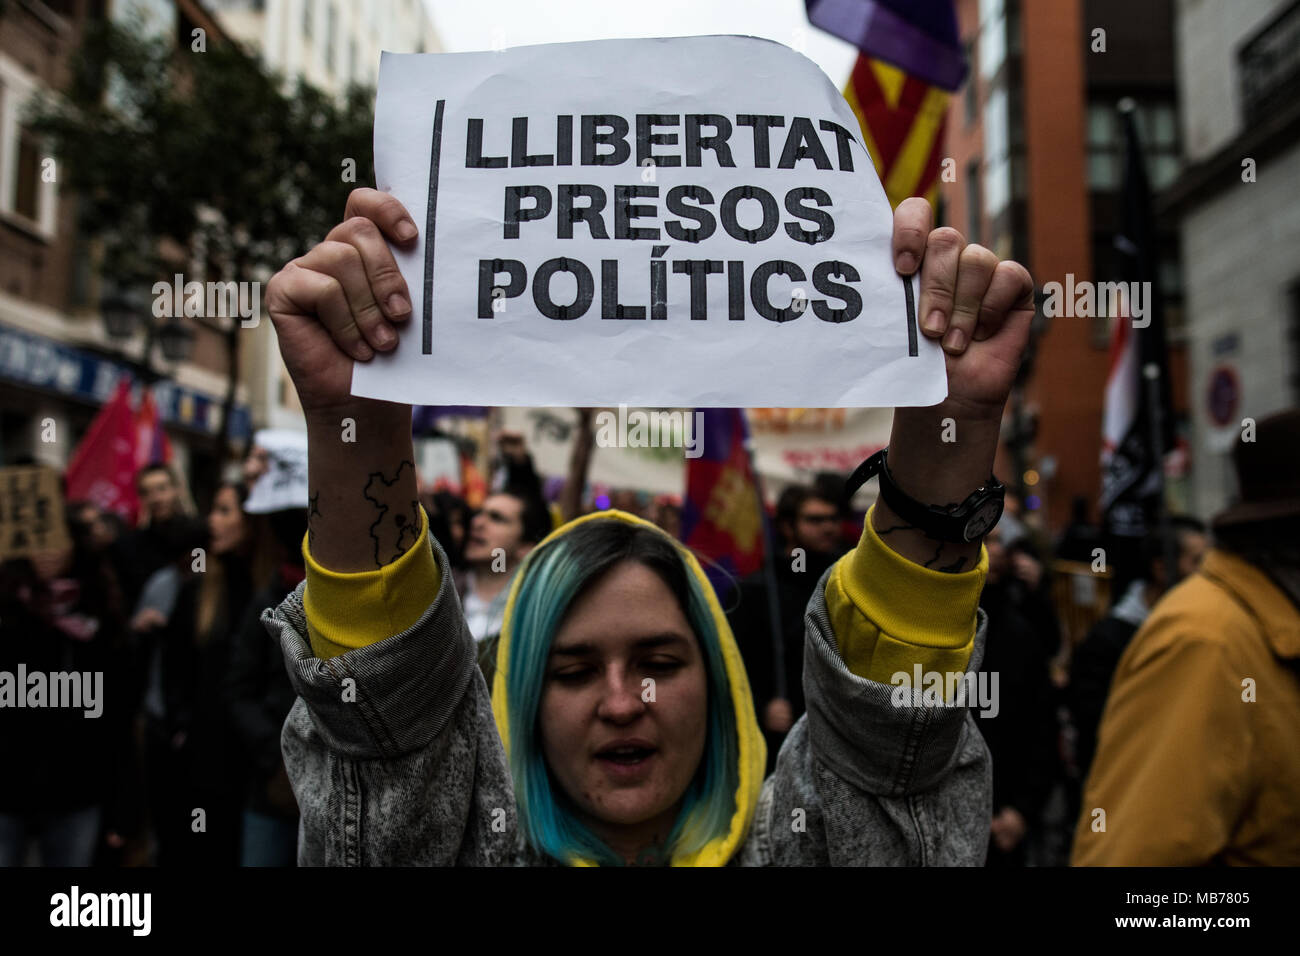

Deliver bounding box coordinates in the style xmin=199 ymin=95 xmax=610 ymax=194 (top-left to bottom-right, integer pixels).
xmin=964 ymin=500 xmax=1003 ymax=542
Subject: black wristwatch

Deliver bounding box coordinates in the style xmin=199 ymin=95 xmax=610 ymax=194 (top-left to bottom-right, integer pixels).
xmin=843 ymin=448 xmax=1005 ymax=543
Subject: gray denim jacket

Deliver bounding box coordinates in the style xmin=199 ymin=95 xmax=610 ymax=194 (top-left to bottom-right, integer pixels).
xmin=263 ymin=534 xmax=991 ymax=865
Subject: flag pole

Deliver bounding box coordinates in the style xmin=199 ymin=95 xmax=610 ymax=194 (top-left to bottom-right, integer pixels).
xmin=1143 ymin=363 xmax=1178 ymax=586
xmin=741 ymin=413 xmax=788 ymax=704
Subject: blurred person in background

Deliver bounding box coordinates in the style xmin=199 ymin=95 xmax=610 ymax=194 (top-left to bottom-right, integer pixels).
xmin=0 ymin=504 xmax=127 ymax=866
xmin=1066 ymin=516 xmax=1207 ymax=814
xmin=227 ymin=503 xmax=306 ymax=867
xmin=1073 ymin=410 xmax=1300 ymax=865
xmin=977 ymin=524 xmax=1059 ymax=866
xmin=728 ymin=484 xmax=846 ymax=774
xmin=423 ymin=489 xmax=472 ymax=571
xmin=119 ymin=464 xmax=203 ymax=609
xmin=457 ymin=488 xmax=551 ymax=684
xmin=142 ymin=483 xmax=253 ymax=866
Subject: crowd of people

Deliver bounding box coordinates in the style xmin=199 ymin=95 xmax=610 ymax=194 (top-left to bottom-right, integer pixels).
xmin=3 ymin=403 xmax=1298 ymax=867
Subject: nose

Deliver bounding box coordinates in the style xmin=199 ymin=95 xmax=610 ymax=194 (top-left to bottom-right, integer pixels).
xmin=594 ymin=667 xmax=647 ymax=724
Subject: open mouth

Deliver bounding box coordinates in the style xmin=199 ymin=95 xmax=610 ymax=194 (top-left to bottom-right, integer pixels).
xmin=596 ymin=745 xmax=657 ymax=766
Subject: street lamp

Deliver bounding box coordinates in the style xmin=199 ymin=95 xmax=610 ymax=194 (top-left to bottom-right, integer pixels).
xmin=100 ymin=286 xmax=196 ymax=369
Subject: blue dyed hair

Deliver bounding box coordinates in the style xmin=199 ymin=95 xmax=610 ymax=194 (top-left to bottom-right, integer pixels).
xmin=503 ymin=517 xmax=739 ymax=866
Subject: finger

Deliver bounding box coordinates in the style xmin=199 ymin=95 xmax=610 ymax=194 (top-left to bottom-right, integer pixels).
xmin=296 ymin=240 xmax=396 ymax=352
xmin=273 ymin=261 xmax=374 ymax=361
xmin=327 ymin=216 xmax=412 ymax=322
xmin=972 ymin=260 xmax=1035 ymax=344
xmin=343 ymin=187 xmax=418 ymax=243
xmin=944 ymin=244 xmax=999 ymax=355
xmin=892 ymin=197 xmax=933 ymax=275
xmin=917 ymin=227 xmax=964 ymax=338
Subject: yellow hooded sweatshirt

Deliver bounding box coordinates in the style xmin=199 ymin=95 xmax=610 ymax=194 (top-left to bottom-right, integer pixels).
xmin=301 ymin=504 xmax=985 ymax=866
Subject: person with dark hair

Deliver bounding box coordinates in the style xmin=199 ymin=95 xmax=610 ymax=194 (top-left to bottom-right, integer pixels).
xmin=1074 ymin=410 xmax=1300 ymax=865
xmin=143 ymin=483 xmax=254 ymax=866
xmin=728 ymin=484 xmax=845 ymax=773
xmin=226 ymin=505 xmax=307 ymax=867
xmin=118 ymin=463 xmax=204 ymax=609
xmin=456 ymin=486 xmax=552 ymax=684
xmin=1066 ymin=515 xmax=1207 ymax=806
xmin=423 ymin=490 xmax=471 ymax=570
xmin=0 ymin=504 xmax=126 ymax=866
xmin=976 ymin=523 xmax=1059 ymax=866
xmin=259 ymin=188 xmax=1033 ymax=866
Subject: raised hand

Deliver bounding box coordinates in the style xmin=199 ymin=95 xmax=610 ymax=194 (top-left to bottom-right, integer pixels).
xmin=265 ymin=187 xmax=419 ymax=412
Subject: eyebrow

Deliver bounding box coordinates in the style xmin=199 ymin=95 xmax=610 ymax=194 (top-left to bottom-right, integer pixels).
xmin=550 ymin=633 xmax=692 ymax=658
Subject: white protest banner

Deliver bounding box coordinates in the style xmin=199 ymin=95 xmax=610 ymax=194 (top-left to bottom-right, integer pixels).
xmin=358 ymin=35 xmax=945 ymax=408
xmin=244 ymin=429 xmax=309 ymax=514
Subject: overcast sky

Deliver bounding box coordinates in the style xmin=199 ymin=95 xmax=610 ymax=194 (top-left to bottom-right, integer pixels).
xmin=422 ymin=0 xmax=857 ymax=87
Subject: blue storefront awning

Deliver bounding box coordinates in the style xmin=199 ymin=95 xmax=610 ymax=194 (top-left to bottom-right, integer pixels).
xmin=0 ymin=323 xmax=252 ymax=442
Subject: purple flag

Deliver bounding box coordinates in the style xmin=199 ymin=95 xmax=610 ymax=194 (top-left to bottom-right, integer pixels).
xmin=805 ymin=0 xmax=968 ymax=91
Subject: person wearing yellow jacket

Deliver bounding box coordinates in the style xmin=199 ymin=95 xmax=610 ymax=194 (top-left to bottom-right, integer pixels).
xmin=1072 ymin=410 xmax=1300 ymax=866
xmin=259 ymin=188 xmax=1035 ymax=865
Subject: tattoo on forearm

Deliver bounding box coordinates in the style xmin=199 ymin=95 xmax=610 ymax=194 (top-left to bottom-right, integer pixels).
xmin=307 ymin=491 xmax=322 ymax=552
xmin=878 ymin=520 xmax=971 ymax=573
xmin=362 ymin=460 xmax=421 ymax=567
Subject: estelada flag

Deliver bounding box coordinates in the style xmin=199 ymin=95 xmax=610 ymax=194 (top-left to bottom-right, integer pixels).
xmin=134 ymin=388 xmax=174 ymax=469
xmin=805 ymin=0 xmax=965 ymax=210
xmin=681 ymin=409 xmax=764 ymax=598
xmin=65 ymin=379 xmax=140 ymax=525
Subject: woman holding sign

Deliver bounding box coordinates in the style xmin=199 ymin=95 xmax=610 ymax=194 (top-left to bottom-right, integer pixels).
xmin=262 ymin=187 xmax=1033 ymax=865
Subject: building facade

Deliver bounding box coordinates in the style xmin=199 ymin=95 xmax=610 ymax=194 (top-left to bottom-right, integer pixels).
xmin=0 ymin=0 xmax=251 ymax=508
xmin=941 ymin=0 xmax=1190 ymax=533
xmin=208 ymin=0 xmax=441 ymax=433
xmin=1160 ymin=0 xmax=1300 ymax=518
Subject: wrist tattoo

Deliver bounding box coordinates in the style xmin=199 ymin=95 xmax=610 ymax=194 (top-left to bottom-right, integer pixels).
xmin=307 ymin=491 xmax=322 ymax=552
xmin=877 ymin=520 xmax=971 ymax=573
xmin=362 ymin=460 xmax=421 ymax=568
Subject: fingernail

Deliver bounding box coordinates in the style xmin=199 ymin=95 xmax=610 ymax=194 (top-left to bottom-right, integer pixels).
xmin=943 ymin=327 xmax=967 ymax=352
xmin=387 ymin=293 xmax=410 ymax=316
xmin=924 ymin=309 xmax=946 ymax=335
xmin=354 ymin=341 xmax=374 ymax=360
xmin=395 ymin=219 xmax=418 ymax=240
xmin=373 ymin=325 xmax=396 ymax=349
xmin=896 ymin=252 xmax=917 ymax=274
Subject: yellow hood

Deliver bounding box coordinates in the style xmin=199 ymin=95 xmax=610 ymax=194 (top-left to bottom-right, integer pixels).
xmin=490 ymin=509 xmax=767 ymax=866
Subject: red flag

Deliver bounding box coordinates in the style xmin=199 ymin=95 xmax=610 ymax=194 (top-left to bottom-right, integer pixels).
xmin=681 ymin=409 xmax=764 ymax=593
xmin=66 ymin=380 xmax=140 ymax=525
xmin=134 ymin=389 xmax=173 ymax=469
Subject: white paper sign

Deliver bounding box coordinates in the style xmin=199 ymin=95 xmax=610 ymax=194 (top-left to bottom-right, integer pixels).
xmin=357 ymin=35 xmax=945 ymax=408
xmin=244 ymin=428 xmax=309 ymax=514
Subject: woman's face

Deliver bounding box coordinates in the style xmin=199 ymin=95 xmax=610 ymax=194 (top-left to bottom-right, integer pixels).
xmin=207 ymin=486 xmax=247 ymax=556
xmin=538 ymin=560 xmax=709 ymax=854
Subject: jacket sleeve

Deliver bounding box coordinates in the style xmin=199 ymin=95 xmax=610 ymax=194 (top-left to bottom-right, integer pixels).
xmin=226 ymin=592 xmax=282 ymax=780
xmin=261 ymin=529 xmax=518 ymax=865
xmin=739 ymin=511 xmax=993 ymax=866
xmin=1071 ymin=618 xmax=1250 ymax=865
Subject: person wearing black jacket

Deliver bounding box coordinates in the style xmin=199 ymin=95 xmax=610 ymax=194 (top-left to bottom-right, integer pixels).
xmin=226 ymin=507 xmax=306 ymax=866
xmin=727 ymin=485 xmax=845 ymax=775
xmin=977 ymin=526 xmax=1059 ymax=867
xmin=143 ymin=483 xmax=253 ymax=867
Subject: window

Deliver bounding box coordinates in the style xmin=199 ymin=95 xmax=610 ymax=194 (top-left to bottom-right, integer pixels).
xmin=14 ymin=126 xmax=40 ymax=221
xmin=1087 ymin=99 xmax=1180 ymax=192
xmin=966 ymin=158 xmax=982 ymax=243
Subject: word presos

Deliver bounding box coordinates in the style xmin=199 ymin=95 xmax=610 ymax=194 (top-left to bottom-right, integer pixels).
xmin=0 ymin=665 xmax=102 ymax=718
xmin=50 ymin=886 xmax=151 ymax=936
